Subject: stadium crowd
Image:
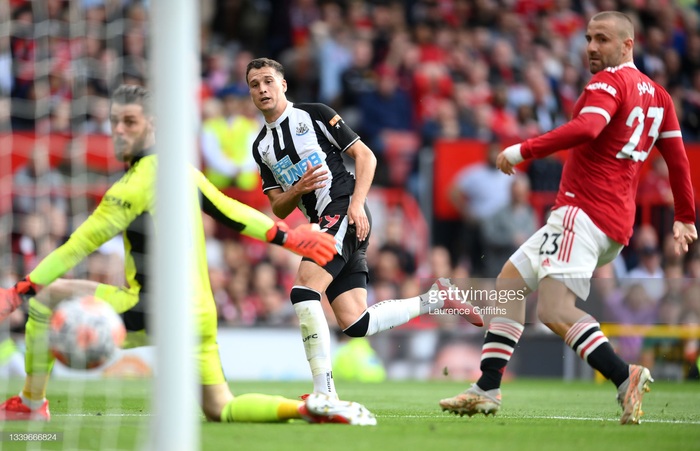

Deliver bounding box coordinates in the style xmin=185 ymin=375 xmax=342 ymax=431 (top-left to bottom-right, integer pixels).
xmin=2 ymin=0 xmax=700 ymax=378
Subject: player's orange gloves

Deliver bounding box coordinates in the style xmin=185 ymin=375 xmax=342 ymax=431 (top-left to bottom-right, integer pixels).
xmin=0 ymin=275 xmax=41 ymax=323
xmin=266 ymin=221 xmax=338 ymax=266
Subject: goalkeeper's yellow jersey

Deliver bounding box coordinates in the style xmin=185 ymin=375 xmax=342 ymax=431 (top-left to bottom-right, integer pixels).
xmin=29 ymin=154 xmax=275 ymax=314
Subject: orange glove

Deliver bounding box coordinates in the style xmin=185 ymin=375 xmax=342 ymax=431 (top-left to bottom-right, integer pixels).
xmin=266 ymin=221 xmax=338 ymax=266
xmin=0 ymin=275 xmax=40 ymax=323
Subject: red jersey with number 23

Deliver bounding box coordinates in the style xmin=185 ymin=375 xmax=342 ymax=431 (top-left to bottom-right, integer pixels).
xmin=520 ymin=62 xmax=695 ymax=245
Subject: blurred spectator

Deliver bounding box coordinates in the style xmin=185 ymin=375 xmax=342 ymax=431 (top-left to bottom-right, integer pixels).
xmin=526 ymin=154 xmax=564 ymax=194
xmin=339 ymin=37 xmax=375 ymax=128
xmin=681 ymin=69 xmax=700 ymax=141
xmin=358 ymin=64 xmax=413 ymax=153
xmin=358 ymin=64 xmax=415 ymax=186
xmin=81 ymin=95 xmax=112 ymax=135
xmin=625 ymin=224 xmax=665 ymax=301
xmin=312 ymin=2 xmax=353 ymax=107
xmin=256 ymin=287 xmax=295 ymax=326
xmin=605 ymin=283 xmax=657 ymax=363
xmin=639 ymin=293 xmax=684 ymax=381
xmin=12 ymin=143 xmax=67 ymax=217
xmin=200 ymin=86 xmax=261 ymax=190
xmin=420 ymin=98 xmax=474 ymax=147
xmin=449 ymin=140 xmax=513 ymax=275
xmin=480 ymin=174 xmax=537 ymax=278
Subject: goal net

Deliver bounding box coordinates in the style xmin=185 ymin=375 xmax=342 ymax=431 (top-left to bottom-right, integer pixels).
xmin=1 ymin=1 xmax=198 ymax=449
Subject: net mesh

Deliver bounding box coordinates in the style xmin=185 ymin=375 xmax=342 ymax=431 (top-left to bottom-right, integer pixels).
xmin=2 ymin=1 xmax=152 ymax=449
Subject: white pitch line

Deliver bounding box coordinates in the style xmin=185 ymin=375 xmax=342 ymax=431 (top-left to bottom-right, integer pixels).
xmin=52 ymin=413 xmax=154 ymax=417
xmin=51 ymin=412 xmax=700 ymax=425
xmin=381 ymin=414 xmax=700 ymax=425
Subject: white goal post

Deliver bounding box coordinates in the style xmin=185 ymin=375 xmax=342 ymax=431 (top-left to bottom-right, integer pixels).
xmin=151 ymin=1 xmax=199 ymax=450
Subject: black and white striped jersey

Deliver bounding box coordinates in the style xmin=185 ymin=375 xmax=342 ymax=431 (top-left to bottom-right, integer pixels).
xmin=252 ymin=102 xmax=360 ymax=223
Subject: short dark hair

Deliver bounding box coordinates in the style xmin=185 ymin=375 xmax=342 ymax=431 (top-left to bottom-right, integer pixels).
xmin=590 ymin=11 xmax=635 ymax=40
xmin=245 ymin=58 xmax=284 ymax=84
xmin=111 ymin=84 xmax=151 ymax=114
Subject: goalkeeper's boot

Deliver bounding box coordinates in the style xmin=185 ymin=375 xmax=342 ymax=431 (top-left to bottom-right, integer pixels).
xmin=0 ymin=396 xmax=50 ymax=421
xmin=423 ymin=278 xmax=484 ymax=327
xmin=617 ymin=365 xmax=653 ymax=425
xmin=439 ymin=383 xmax=501 ymax=417
xmin=0 ymin=288 xmax=22 ymax=324
xmin=299 ymin=393 xmax=377 ymax=426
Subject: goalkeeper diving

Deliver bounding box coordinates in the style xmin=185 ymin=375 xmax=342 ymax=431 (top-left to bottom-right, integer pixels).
xmin=0 ymin=84 xmax=376 ymax=425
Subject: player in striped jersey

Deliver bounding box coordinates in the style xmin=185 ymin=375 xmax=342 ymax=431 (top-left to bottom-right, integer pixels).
xmin=440 ymin=11 xmax=697 ymax=425
xmin=247 ymin=58 xmax=484 ymax=398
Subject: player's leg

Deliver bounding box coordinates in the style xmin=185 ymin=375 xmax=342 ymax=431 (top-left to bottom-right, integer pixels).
xmin=535 ymin=207 xmax=650 ymax=423
xmin=535 ymin=211 xmax=650 ymax=423
xmin=439 ymin=259 xmax=531 ymax=416
xmin=291 ymin=261 xmax=336 ymax=396
xmin=195 ymin=305 xmax=302 ymax=423
xmin=197 ymin=324 xmax=375 ymax=425
xmin=197 ymin=337 xmax=304 ymax=423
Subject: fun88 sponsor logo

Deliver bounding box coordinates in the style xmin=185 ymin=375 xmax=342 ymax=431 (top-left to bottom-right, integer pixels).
xmin=272 ymin=151 xmax=324 ymax=187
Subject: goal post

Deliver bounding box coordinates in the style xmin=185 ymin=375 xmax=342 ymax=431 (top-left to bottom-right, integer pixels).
xmin=150 ymin=0 xmax=199 ymax=449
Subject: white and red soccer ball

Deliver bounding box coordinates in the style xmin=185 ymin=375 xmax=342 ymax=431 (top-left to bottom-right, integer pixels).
xmin=49 ymin=296 xmax=127 ymax=369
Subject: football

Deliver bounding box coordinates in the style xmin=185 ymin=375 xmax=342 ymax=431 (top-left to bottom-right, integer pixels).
xmin=49 ymin=296 xmax=127 ymax=369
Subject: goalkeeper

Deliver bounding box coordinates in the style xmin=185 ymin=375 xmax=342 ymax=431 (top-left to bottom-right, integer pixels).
xmin=0 ymin=84 xmax=375 ymax=425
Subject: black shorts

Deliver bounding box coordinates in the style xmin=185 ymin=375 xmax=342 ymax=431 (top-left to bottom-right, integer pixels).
xmin=302 ymin=204 xmax=372 ymax=302
xmin=121 ymin=296 xmax=149 ymax=332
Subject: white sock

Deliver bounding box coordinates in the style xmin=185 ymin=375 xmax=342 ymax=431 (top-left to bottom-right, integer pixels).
xmin=19 ymin=392 xmax=45 ymax=410
xmin=365 ymin=296 xmax=422 ymax=336
xmin=418 ymin=288 xmax=446 ymax=310
xmin=293 ymin=300 xmax=335 ymax=395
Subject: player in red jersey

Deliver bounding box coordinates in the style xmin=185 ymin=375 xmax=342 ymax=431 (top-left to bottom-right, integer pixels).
xmin=439 ymin=11 xmax=697 ymax=424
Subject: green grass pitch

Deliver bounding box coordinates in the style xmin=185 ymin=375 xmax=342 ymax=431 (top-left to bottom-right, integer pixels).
xmin=0 ymin=379 xmax=698 ymax=450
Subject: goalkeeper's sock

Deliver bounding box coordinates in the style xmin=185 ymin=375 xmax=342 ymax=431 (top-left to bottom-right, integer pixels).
xmin=291 ymin=287 xmax=336 ymax=396
xmin=22 ymin=298 xmax=54 ymax=402
xmin=220 ymin=394 xmax=301 ymax=422
xmin=19 ymin=391 xmax=46 ymax=410
xmin=476 ymin=317 xmax=524 ymax=391
xmin=342 ymin=296 xmax=422 ymax=337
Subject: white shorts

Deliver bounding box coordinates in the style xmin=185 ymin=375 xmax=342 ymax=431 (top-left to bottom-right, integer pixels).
xmin=510 ymin=206 xmax=623 ymax=299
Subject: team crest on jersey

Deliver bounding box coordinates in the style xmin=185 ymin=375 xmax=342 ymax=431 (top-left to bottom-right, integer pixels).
xmin=296 ymin=122 xmax=310 ymax=135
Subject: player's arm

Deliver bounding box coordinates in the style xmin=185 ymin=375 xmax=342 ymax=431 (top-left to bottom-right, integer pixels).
xmin=195 ymin=169 xmax=336 ymax=265
xmin=16 ymin=184 xmax=138 ymax=299
xmin=499 ymin=73 xmax=619 ymax=172
xmin=344 ymin=140 xmax=376 ymax=241
xmin=654 ymin=97 xmax=698 ymax=253
xmin=308 ymin=103 xmax=375 ymax=241
xmin=264 ymin=161 xmax=328 ymax=219
xmin=498 ymin=113 xmax=609 ymax=174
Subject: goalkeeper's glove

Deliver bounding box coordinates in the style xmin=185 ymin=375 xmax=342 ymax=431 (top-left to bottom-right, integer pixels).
xmin=0 ymin=275 xmax=41 ymax=323
xmin=266 ymin=221 xmax=338 ymax=266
